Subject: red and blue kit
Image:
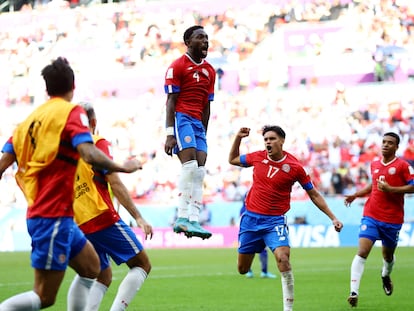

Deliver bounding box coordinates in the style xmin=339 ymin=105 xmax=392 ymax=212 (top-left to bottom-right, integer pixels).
xmin=364 ymin=157 xmax=414 ymax=224
xmin=240 ymin=150 xmax=313 ymax=216
xmin=164 ymin=54 xmax=216 ymax=120
xmin=74 ymin=135 xmax=143 ymax=270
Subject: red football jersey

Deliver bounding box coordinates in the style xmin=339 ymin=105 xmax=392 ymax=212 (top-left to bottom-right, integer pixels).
xmin=364 ymin=157 xmax=414 ymax=224
xmin=164 ymin=54 xmax=216 ymax=120
xmin=243 ymin=150 xmax=313 ymax=216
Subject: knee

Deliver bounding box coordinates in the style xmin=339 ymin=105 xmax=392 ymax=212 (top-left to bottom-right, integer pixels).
xmin=277 ymin=255 xmax=289 ymax=265
xmin=127 ymin=255 xmax=152 ymax=275
xmin=276 ymin=253 xmax=291 ymax=271
xmin=98 ymin=267 xmax=113 ymax=287
xmin=194 ymin=166 xmax=206 ymax=183
xmin=72 ymin=241 xmax=101 ymax=279
xmin=90 ymin=265 xmax=101 ymax=278
xmin=238 ymin=264 xmax=250 ymax=275
xmin=41 ymin=301 xmax=55 ymax=309
xmin=38 ymin=294 xmax=57 ymax=309
xmin=143 ymin=261 xmax=152 ymax=275
xmin=80 ymin=261 xmax=100 ymax=279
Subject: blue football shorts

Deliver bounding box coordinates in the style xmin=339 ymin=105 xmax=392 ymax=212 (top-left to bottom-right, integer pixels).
xmin=28 ymin=217 xmax=87 ymax=271
xmin=174 ymin=112 xmax=207 ymax=154
xmin=359 ymin=216 xmax=401 ymax=248
xmin=238 ymin=211 xmax=289 ymax=254
xmin=85 ymin=219 xmax=144 ymax=270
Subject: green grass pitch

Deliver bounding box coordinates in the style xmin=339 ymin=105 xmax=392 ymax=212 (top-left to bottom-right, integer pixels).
xmin=0 ymin=247 xmax=412 ymax=310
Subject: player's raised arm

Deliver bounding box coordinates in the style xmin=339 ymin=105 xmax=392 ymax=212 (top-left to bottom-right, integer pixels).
xmin=228 ymin=127 xmax=250 ymax=166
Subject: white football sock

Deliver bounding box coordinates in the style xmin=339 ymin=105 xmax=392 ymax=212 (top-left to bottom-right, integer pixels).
xmin=0 ymin=290 xmax=41 ymax=310
xmin=67 ymin=275 xmax=95 ymax=311
xmin=85 ymin=281 xmax=108 ymax=311
xmin=382 ymin=255 xmax=395 ymax=277
xmin=350 ymin=255 xmax=366 ymax=294
xmin=177 ymin=160 xmax=197 ymax=219
xmin=189 ymin=166 xmax=205 ymax=222
xmin=109 ymin=267 xmax=147 ymax=311
xmin=281 ymin=270 xmax=294 ymax=311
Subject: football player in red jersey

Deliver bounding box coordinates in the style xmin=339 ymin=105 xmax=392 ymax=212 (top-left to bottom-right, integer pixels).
xmin=69 ymin=102 xmax=153 ymax=311
xmin=345 ymin=132 xmax=414 ymax=308
xmin=164 ymin=25 xmax=216 ymax=239
xmin=229 ymin=126 xmax=343 ymax=311
xmin=0 ymin=58 xmax=141 ymax=311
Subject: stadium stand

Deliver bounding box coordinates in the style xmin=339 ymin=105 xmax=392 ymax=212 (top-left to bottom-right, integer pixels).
xmin=1 ymin=0 xmax=414 ymax=233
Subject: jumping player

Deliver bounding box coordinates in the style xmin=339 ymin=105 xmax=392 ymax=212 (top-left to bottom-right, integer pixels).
xmin=164 ymin=25 xmax=216 ymax=239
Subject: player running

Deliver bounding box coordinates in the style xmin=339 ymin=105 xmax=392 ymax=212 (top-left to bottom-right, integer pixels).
xmin=345 ymin=132 xmax=414 ymax=308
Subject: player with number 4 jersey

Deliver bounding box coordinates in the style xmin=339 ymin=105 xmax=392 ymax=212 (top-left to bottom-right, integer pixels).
xmin=229 ymin=125 xmax=343 ymax=311
xmin=164 ymin=25 xmax=216 ymax=240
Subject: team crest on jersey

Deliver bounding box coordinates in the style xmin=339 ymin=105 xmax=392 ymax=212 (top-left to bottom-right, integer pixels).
xmin=388 ymin=167 xmax=396 ymax=175
xmin=184 ymin=135 xmax=192 ymax=143
xmin=374 ymin=169 xmax=379 ymax=174
xmin=202 ymin=68 xmax=209 ymax=77
xmin=282 ymin=164 xmax=290 ymax=173
xmin=262 ymin=159 xmax=269 ymax=164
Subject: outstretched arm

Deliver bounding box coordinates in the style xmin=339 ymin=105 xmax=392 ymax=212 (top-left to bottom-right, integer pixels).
xmin=307 ymin=188 xmax=343 ymax=232
xmin=107 ymin=172 xmax=153 ymax=240
xmin=77 ymin=143 xmax=141 ymax=173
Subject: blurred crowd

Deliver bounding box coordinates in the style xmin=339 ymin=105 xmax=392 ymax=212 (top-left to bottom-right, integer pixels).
xmin=2 ymin=0 xmax=414 ymax=207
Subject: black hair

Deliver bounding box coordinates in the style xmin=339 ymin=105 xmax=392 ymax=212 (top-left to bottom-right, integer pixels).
xmin=183 ymin=25 xmax=203 ymax=43
xmin=262 ymin=125 xmax=286 ymax=139
xmin=41 ymin=57 xmax=75 ymax=96
xmin=384 ymin=132 xmax=400 ymax=145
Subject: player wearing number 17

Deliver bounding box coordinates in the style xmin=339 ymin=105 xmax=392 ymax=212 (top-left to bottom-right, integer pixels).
xmin=164 ymin=25 xmax=216 ymax=239
xmin=228 ymin=126 xmax=343 ymax=311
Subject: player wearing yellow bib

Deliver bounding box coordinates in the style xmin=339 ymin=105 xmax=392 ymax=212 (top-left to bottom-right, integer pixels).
xmin=0 ymin=58 xmax=141 ymax=311
xmin=69 ymin=102 xmax=153 ymax=311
